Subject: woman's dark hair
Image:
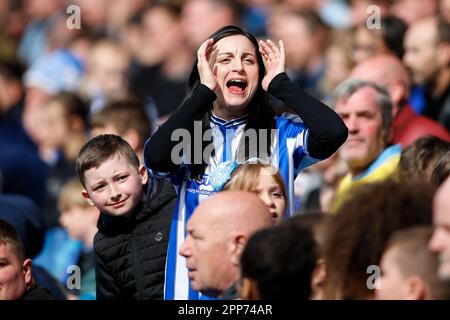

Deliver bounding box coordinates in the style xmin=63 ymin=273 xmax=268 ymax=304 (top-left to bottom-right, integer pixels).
xmin=187 ymin=25 xmax=276 ymax=178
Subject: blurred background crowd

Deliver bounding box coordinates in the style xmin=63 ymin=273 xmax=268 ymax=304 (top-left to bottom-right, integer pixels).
xmin=1 ymin=0 xmax=450 ymax=300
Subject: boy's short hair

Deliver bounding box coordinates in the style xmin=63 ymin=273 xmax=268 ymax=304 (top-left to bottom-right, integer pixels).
xmin=58 ymin=178 xmax=89 ymax=212
xmin=240 ymin=221 xmax=317 ymax=299
xmin=76 ymin=134 xmax=140 ymax=187
xmin=90 ymin=98 xmax=152 ymax=146
xmin=385 ymin=226 xmax=450 ymax=299
xmin=432 ymin=151 xmax=450 ymax=186
xmin=289 ymin=212 xmax=327 ymax=256
xmin=399 ymin=136 xmax=450 ymax=183
xmin=0 ymin=219 xmax=26 ymax=263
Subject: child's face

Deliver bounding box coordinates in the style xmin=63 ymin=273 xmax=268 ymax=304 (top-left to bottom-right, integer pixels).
xmin=39 ymin=101 xmax=69 ymax=149
xmin=59 ymin=205 xmax=99 ymax=241
xmin=374 ymin=246 xmax=409 ymax=300
xmin=253 ymin=167 xmax=286 ymax=224
xmin=91 ymin=47 xmax=129 ymax=99
xmin=82 ymin=154 xmax=148 ymax=218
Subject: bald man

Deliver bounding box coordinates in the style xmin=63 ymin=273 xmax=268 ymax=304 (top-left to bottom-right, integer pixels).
xmin=179 ymin=191 xmax=272 ymax=298
xmin=390 ymin=0 xmax=437 ymax=26
xmin=403 ymin=17 xmax=450 ymax=131
xmin=429 ymin=177 xmax=450 ymax=281
xmin=351 ymin=54 xmax=450 ymax=146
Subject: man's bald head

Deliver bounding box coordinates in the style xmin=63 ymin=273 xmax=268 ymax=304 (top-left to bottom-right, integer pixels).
xmin=408 ymin=17 xmax=439 ymax=45
xmin=351 ymin=55 xmax=410 ymax=89
xmin=350 ymin=54 xmax=411 ymax=107
xmin=194 ymin=191 xmax=272 ymax=233
xmin=179 ymin=191 xmax=272 ymax=297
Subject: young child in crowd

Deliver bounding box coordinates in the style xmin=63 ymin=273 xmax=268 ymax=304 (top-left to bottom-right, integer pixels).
xmin=58 ymin=178 xmax=99 ymax=300
xmin=32 ymin=92 xmax=89 ymax=287
xmin=37 ymin=92 xmax=89 ymax=228
xmin=376 ymin=226 xmax=450 ymax=300
xmin=221 ymin=162 xmax=286 ymax=224
xmin=76 ymin=134 xmax=176 ymax=299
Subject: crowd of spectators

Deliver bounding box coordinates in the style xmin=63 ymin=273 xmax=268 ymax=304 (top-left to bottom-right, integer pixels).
xmin=1 ymin=0 xmax=450 ymax=301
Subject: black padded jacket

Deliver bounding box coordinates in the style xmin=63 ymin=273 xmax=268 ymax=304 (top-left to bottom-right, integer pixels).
xmin=93 ymin=179 xmax=176 ymax=300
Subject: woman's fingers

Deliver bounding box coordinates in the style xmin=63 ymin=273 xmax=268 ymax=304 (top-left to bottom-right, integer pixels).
xmin=197 ymin=40 xmax=207 ymax=61
xmin=197 ymin=38 xmax=217 ymax=90
xmin=260 ymin=39 xmax=286 ymax=90
xmin=278 ymin=39 xmax=285 ymax=57
xmin=259 ymin=40 xmax=272 ymax=58
xmin=259 ymin=46 xmax=269 ymax=61
xmin=259 ymin=42 xmax=273 ymax=64
xmin=205 ymin=39 xmax=216 ymax=58
xmin=266 ymin=39 xmax=279 ymax=55
xmin=198 ymin=38 xmax=215 ymax=63
xmin=259 ymin=39 xmax=281 ymax=62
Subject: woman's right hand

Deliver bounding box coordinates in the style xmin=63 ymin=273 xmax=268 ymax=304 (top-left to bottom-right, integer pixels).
xmin=197 ymin=38 xmax=217 ymax=91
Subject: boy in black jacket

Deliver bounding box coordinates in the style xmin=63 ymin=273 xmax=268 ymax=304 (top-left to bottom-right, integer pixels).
xmin=76 ymin=134 xmax=175 ymax=299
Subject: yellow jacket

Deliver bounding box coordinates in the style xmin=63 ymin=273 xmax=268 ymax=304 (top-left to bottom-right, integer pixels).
xmin=331 ymin=144 xmax=401 ymax=213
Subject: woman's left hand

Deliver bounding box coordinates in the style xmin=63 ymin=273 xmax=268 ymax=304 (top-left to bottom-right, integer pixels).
xmin=259 ymin=39 xmax=286 ymax=91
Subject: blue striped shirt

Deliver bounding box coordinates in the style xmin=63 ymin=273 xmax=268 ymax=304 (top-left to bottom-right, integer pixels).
xmin=149 ymin=112 xmax=320 ymax=300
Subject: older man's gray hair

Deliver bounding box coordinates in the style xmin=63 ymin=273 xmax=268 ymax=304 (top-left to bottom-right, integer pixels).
xmin=333 ymin=79 xmax=393 ymax=143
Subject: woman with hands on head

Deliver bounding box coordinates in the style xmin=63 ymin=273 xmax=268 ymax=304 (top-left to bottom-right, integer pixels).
xmin=144 ymin=25 xmax=347 ymax=300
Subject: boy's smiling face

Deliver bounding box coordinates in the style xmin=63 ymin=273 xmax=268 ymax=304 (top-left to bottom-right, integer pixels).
xmin=82 ymin=154 xmax=148 ymax=217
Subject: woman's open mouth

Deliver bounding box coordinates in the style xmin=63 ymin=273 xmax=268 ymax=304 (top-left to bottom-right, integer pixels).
xmin=226 ymin=79 xmax=247 ymax=94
